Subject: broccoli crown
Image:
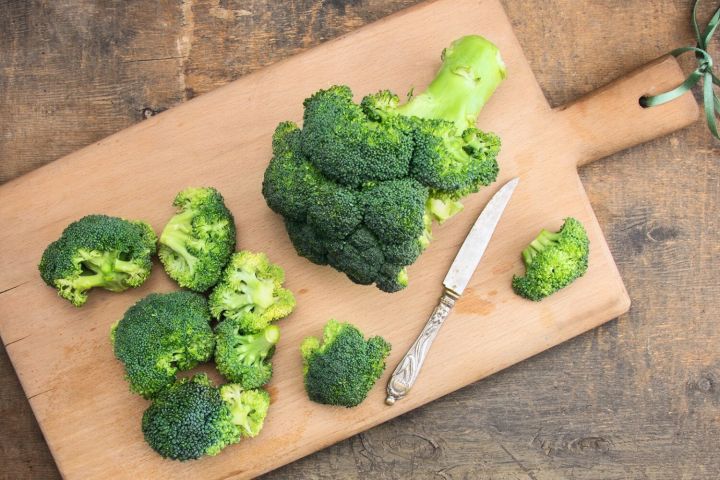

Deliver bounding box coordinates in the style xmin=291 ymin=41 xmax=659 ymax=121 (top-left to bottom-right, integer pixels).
xmin=112 ymin=291 xmax=215 ymax=398
xmin=209 ymin=251 xmax=296 ymax=332
xmin=38 ymin=214 xmax=157 ymax=306
xmin=262 ymin=36 xmax=506 ymax=292
xmin=512 ymin=217 xmax=590 ymax=301
xmin=214 ymin=322 xmax=279 ymax=389
xmin=158 ymin=187 xmax=236 ymax=292
xmin=141 ymin=374 xmax=271 ymax=461
xmin=301 ymin=319 xmax=391 ymax=407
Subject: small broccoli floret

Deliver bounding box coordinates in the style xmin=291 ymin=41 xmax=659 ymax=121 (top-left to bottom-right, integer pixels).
xmin=112 ymin=292 xmax=215 ymax=398
xmin=215 ymin=323 xmax=279 ymax=389
xmin=158 ymin=187 xmax=236 ymax=292
xmin=141 ymin=374 xmax=270 ymax=461
xmin=209 ymin=251 xmax=296 ymax=332
xmin=301 ymin=319 xmax=391 ymax=407
xmin=38 ymin=214 xmax=156 ymax=306
xmin=219 ymin=383 xmax=271 ymax=438
xmin=512 ymin=218 xmax=590 ymax=301
xmin=262 ymin=36 xmax=506 ymax=293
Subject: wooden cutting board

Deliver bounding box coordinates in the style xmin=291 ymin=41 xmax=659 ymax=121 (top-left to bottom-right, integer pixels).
xmin=0 ymin=0 xmax=698 ymax=478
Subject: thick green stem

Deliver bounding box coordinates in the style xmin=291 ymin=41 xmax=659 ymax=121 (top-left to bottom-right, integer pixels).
xmin=522 ymin=230 xmax=561 ymax=266
xmin=396 ymin=35 xmax=506 ymax=130
xmin=236 ymin=326 xmax=280 ymax=365
xmin=160 ymin=210 xmax=198 ymax=270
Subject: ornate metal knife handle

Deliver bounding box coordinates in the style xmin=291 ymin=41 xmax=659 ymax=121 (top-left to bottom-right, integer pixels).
xmin=385 ymin=290 xmax=458 ymax=405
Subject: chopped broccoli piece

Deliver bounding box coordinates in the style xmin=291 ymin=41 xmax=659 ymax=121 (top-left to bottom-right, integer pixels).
xmin=38 ymin=214 xmax=156 ymax=306
xmin=158 ymin=187 xmax=236 ymax=292
xmin=141 ymin=374 xmax=270 ymax=461
xmin=111 ymin=291 xmax=215 ymax=398
xmin=209 ymin=251 xmax=296 ymax=332
xmin=219 ymin=383 xmax=271 ymax=438
xmin=512 ymin=217 xmax=590 ymax=301
xmin=301 ymin=319 xmax=391 ymax=407
xmin=214 ymin=323 xmax=279 ymax=389
xmin=262 ymin=36 xmax=506 ymax=292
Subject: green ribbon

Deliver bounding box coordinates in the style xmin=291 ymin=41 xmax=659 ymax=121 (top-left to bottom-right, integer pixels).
xmin=641 ymin=0 xmax=720 ymax=139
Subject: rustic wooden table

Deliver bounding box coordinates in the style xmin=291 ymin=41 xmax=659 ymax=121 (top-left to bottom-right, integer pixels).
xmin=1 ymin=1 xmax=718 ymax=479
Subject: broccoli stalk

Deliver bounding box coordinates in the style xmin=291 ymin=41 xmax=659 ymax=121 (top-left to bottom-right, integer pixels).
xmin=396 ymin=35 xmax=506 ymax=130
xmin=512 ymin=218 xmax=590 ymax=301
xmin=158 ymin=209 xmax=199 ymax=272
xmin=301 ymin=319 xmax=391 ymax=407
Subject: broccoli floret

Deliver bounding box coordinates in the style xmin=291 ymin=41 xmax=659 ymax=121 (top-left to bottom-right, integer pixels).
xmin=301 ymin=319 xmax=391 ymax=407
xmin=262 ymin=36 xmax=505 ymax=292
xmin=262 ymin=122 xmax=328 ymax=222
xmin=301 ymin=86 xmax=414 ymax=187
xmin=209 ymin=251 xmax=295 ymax=332
xmin=158 ymin=187 xmax=236 ymax=292
xmin=111 ymin=292 xmax=215 ymax=398
xmin=38 ymin=215 xmax=156 ymax=306
xmin=215 ymin=323 xmax=279 ymax=389
xmin=141 ymin=374 xmax=270 ymax=461
xmin=512 ymin=218 xmax=590 ymax=301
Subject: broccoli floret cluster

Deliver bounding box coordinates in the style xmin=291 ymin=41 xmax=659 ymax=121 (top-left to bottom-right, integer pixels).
xmin=263 ymin=35 xmax=506 ymax=292
xmin=38 ymin=215 xmax=157 ymax=306
xmin=512 ymin=217 xmax=590 ymax=301
xmin=111 ymin=291 xmax=215 ymax=398
xmin=142 ymin=374 xmax=270 ymax=461
xmin=158 ymin=187 xmax=236 ymax=292
xmin=210 ymin=251 xmax=295 ymax=388
xmin=301 ymin=319 xmax=391 ymax=407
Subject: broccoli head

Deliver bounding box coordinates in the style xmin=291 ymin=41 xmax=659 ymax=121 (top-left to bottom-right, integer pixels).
xmin=141 ymin=374 xmax=270 ymax=461
xmin=301 ymin=319 xmax=391 ymax=407
xmin=214 ymin=323 xmax=279 ymax=389
xmin=262 ymin=35 xmax=506 ymax=292
xmin=209 ymin=251 xmax=296 ymax=332
xmin=158 ymin=187 xmax=236 ymax=292
xmin=111 ymin=291 xmax=215 ymax=398
xmin=512 ymin=217 xmax=590 ymax=301
xmin=38 ymin=214 xmax=157 ymax=306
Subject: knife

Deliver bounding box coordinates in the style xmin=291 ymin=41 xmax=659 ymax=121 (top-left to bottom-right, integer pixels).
xmin=385 ymin=177 xmax=519 ymax=405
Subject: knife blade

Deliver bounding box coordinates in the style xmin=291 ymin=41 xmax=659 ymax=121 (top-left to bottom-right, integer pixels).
xmin=443 ymin=176 xmax=520 ymax=295
xmin=385 ymin=177 xmax=519 ymax=405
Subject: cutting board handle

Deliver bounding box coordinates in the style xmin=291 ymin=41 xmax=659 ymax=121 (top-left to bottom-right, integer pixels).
xmin=556 ymin=55 xmax=699 ymax=167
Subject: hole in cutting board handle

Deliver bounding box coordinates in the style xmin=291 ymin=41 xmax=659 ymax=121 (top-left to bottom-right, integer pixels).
xmin=638 ymin=95 xmax=650 ymax=108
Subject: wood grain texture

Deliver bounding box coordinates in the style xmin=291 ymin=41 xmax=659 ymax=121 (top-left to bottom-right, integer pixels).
xmin=0 ymin=1 xmax=718 ymax=479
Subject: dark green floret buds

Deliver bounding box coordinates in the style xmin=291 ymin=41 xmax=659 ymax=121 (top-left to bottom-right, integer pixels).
xmin=158 ymin=187 xmax=236 ymax=292
xmin=38 ymin=214 xmax=157 ymax=306
xmin=141 ymin=374 xmax=270 ymax=461
xmin=111 ymin=291 xmax=215 ymax=398
xmin=512 ymin=217 xmax=590 ymax=301
xmin=301 ymin=319 xmax=391 ymax=407
xmin=262 ymin=35 xmax=506 ymax=292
